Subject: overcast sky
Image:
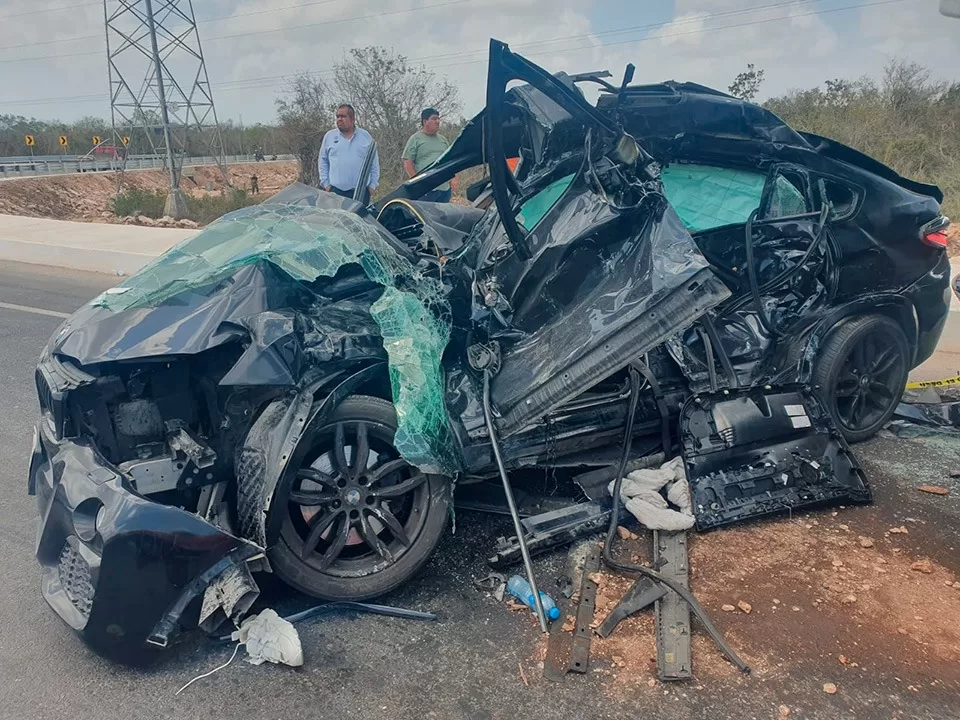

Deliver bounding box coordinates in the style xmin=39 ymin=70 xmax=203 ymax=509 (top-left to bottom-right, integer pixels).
xmin=1 ymin=0 xmax=958 ymax=126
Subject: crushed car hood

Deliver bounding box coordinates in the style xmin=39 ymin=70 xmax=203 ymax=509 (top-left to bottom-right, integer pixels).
xmin=53 ymin=261 xmax=307 ymax=364
xmin=51 ymin=194 xmax=460 ymax=475
xmin=52 ymin=192 xmax=421 ymax=366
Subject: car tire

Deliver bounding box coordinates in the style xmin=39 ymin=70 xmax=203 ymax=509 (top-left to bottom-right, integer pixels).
xmin=267 ymin=395 xmax=450 ymax=601
xmin=813 ymin=314 xmax=910 ymax=444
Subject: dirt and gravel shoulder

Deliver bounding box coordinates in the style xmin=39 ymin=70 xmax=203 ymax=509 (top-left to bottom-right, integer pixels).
xmin=0 ymin=161 xmax=298 ymax=224
xmin=494 ymin=431 xmax=960 ymax=719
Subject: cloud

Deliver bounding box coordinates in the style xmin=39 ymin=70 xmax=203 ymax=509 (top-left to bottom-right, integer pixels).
xmin=0 ymin=0 xmax=956 ymax=125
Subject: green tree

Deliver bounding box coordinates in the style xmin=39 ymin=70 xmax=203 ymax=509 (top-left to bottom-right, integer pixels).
xmin=728 ymin=63 xmax=765 ymax=102
xmin=275 ymin=72 xmax=332 ymax=186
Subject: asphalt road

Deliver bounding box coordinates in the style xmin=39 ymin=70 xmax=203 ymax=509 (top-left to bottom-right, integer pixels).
xmin=1 ymin=261 xmax=958 ymax=720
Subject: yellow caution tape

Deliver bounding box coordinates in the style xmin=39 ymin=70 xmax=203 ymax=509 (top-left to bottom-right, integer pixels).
xmin=905 ymin=374 xmax=960 ymax=390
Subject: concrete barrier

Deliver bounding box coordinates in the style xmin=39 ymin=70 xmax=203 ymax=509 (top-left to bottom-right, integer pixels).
xmin=0 ymin=214 xmax=193 ymax=276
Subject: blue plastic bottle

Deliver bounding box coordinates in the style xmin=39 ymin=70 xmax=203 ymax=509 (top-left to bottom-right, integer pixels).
xmin=506 ymin=575 xmax=561 ymax=621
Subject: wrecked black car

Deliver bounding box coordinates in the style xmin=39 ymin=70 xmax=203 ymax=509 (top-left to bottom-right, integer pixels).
xmin=29 ymin=40 xmax=950 ymax=661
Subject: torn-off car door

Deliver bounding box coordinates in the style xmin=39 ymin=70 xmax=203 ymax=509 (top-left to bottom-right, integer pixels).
xmin=680 ymin=387 xmax=871 ymax=530
xmin=476 ymin=40 xmax=731 ymax=436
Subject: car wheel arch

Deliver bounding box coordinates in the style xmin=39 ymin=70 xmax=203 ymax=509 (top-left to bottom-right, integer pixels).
xmin=234 ymin=362 xmax=391 ymax=548
xmin=793 ymin=295 xmax=919 ymax=385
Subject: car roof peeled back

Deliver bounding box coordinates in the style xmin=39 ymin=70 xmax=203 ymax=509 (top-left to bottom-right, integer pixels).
xmin=597 ymin=82 xmax=943 ymax=203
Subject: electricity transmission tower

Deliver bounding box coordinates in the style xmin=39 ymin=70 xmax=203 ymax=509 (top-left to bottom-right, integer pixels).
xmin=103 ymin=0 xmax=230 ymax=217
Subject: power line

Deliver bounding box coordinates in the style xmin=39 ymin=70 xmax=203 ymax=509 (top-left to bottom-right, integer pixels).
xmin=4 ymin=0 xmax=819 ymax=88
xmin=1 ymin=0 xmax=909 ymax=108
xmin=197 ymin=0 xmax=825 ymax=92
xmin=214 ymin=0 xmax=910 ymax=91
xmin=1 ymin=0 xmax=339 ymax=50
xmin=0 ymin=0 xmax=466 ymax=53
xmin=0 ymin=0 xmax=99 ymax=21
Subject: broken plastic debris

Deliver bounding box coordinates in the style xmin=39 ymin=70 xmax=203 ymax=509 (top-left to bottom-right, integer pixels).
xmin=231 ymin=608 xmax=303 ymax=667
xmin=199 ymin=563 xmax=261 ymax=634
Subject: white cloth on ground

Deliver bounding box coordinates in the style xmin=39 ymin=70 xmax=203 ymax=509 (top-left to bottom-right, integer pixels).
xmin=231 ymin=608 xmax=304 ymax=667
xmin=608 ymin=456 xmax=694 ymax=531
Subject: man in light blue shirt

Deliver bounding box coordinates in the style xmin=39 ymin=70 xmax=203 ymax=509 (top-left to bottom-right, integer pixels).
xmin=318 ymin=103 xmax=380 ymax=204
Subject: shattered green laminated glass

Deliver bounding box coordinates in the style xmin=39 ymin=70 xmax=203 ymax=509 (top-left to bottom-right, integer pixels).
xmin=92 ymin=204 xmax=461 ymax=476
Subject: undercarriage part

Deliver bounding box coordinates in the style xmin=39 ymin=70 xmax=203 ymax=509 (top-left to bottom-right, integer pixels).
xmin=630 ymin=359 xmax=672 ymax=455
xmin=544 ymin=542 xmax=595 ymax=681
xmin=167 ymin=422 xmax=217 ymax=469
xmin=573 ymin=453 xmax=666 ymax=502
xmin=681 ymin=387 xmax=871 ymax=530
xmin=482 ymin=370 xmax=548 ymax=632
xmin=603 ymin=367 xmax=750 ymax=674
xmin=568 ymin=542 xmax=601 ymax=674
xmin=216 ymin=601 xmax=438 ymax=641
xmin=654 ymin=530 xmax=692 ymax=680
xmin=454 ymin=482 xmax=573 ymax=517
xmin=198 ymin=563 xmax=261 ymax=634
xmin=596 ymin=575 xmax=666 ymax=638
xmin=543 ymin=595 xmax=573 ymax=682
xmin=486 ymin=500 xmax=611 ymax=569
xmin=147 ymin=545 xmax=264 ymax=649
xmin=197 ymin=481 xmax=230 ymax=526
xmin=284 ymin=601 xmax=438 ymax=624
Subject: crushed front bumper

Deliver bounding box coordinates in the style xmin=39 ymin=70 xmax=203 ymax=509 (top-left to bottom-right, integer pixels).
xmin=29 ymin=417 xmax=260 ymax=662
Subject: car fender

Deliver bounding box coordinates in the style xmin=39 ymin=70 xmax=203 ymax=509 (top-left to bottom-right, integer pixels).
xmin=235 ymin=362 xmax=389 ymax=549
xmin=791 ymin=295 xmax=919 ymax=385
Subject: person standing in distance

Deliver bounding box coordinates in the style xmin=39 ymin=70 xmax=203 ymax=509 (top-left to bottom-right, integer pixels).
xmin=402 ymin=107 xmax=458 ymax=202
xmin=318 ymin=103 xmax=380 ymax=204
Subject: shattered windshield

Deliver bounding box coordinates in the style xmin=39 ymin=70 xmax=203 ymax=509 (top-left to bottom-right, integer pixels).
xmin=92 ymin=204 xmax=461 ymax=475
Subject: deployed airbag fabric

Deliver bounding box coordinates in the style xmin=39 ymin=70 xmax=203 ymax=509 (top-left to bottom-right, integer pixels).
xmin=661 ymin=164 xmax=765 ymax=232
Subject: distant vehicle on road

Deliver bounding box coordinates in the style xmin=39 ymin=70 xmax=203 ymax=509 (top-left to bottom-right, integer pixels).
xmin=91 ymin=145 xmax=125 ymax=159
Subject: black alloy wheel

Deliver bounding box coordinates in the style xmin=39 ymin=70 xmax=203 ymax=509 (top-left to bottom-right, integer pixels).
xmin=268 ymin=395 xmax=450 ymax=601
xmin=813 ymin=314 xmax=910 ymax=443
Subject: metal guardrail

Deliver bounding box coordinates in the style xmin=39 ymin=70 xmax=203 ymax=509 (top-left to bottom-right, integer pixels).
xmin=0 ymin=154 xmax=295 ymax=179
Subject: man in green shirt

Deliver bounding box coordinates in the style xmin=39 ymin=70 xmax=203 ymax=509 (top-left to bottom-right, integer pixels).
xmin=402 ymin=107 xmax=459 ymax=202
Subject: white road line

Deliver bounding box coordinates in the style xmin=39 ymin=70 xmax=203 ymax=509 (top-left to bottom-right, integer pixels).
xmin=0 ymin=301 xmax=70 ymax=319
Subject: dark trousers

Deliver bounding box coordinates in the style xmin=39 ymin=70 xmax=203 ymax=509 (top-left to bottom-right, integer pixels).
xmin=329 ymin=185 xmax=371 ymax=205
xmin=420 ymin=188 xmax=452 ymax=203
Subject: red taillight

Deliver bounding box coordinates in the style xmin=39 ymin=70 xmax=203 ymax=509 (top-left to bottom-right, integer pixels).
xmin=921 ymin=216 xmax=951 ymax=249
xmin=923 ymin=230 xmax=950 ymax=248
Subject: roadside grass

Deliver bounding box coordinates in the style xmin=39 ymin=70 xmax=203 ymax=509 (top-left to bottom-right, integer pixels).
xmin=112 ymin=187 xmax=261 ymax=225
